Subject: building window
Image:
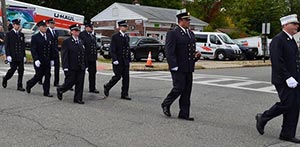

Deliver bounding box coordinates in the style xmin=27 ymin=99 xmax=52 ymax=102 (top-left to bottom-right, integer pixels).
xmin=112 ymin=7 xmax=118 ymax=16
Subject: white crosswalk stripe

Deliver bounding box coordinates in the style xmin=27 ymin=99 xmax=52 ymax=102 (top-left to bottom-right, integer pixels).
xmin=97 ymin=71 xmax=277 ymax=94
xmin=0 ymin=66 xmax=277 ymax=94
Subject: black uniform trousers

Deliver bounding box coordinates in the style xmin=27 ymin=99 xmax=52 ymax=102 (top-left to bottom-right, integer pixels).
xmin=162 ymin=71 xmax=193 ymax=118
xmin=27 ymin=65 xmax=51 ymax=95
xmin=4 ymin=61 xmax=24 ymax=87
xmin=58 ymin=69 xmax=85 ymax=102
xmin=87 ymin=60 xmax=96 ymax=91
xmin=53 ymin=57 xmax=60 ymax=85
xmin=262 ymin=84 xmax=300 ymax=138
xmin=105 ymin=63 xmax=129 ymax=96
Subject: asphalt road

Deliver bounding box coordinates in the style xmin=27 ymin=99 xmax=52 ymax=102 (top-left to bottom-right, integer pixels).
xmin=0 ymin=63 xmax=299 ymax=147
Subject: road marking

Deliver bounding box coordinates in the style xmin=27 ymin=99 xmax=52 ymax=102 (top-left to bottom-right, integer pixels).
xmin=225 ymin=81 xmax=261 ymax=87
xmin=0 ymin=66 xmax=276 ymax=94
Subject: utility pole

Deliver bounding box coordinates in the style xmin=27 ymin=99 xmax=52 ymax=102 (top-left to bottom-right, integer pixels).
xmin=1 ymin=0 xmax=7 ymax=32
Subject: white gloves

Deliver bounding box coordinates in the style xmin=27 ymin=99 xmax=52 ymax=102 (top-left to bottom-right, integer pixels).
xmin=171 ymin=67 xmax=178 ymax=71
xmin=63 ymin=68 xmax=68 ymax=71
xmin=24 ymin=57 xmax=26 ymax=63
xmin=113 ymin=60 xmax=119 ymax=65
xmin=6 ymin=56 xmax=12 ymax=62
xmin=35 ymin=60 xmax=41 ymax=67
xmin=50 ymin=60 xmax=54 ymax=66
xmin=286 ymin=77 xmax=298 ymax=88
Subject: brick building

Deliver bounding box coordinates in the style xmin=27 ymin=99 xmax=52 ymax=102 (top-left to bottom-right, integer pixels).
xmin=91 ymin=2 xmax=208 ymax=44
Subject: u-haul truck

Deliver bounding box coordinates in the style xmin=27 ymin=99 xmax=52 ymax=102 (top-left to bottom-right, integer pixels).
xmin=1 ymin=0 xmax=84 ymax=30
xmin=0 ymin=0 xmax=84 ymax=47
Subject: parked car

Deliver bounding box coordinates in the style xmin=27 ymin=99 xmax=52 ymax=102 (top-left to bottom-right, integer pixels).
xmin=56 ymin=29 xmax=70 ymax=49
xmin=233 ymin=40 xmax=258 ymax=60
xmin=129 ymin=36 xmax=165 ymax=62
xmin=97 ymin=34 xmax=111 ymax=59
xmin=24 ymin=28 xmax=70 ymax=50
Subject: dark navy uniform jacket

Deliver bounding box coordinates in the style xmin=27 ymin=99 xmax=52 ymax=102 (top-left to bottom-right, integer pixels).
xmin=5 ymin=30 xmax=25 ymax=61
xmin=110 ymin=32 xmax=130 ymax=66
xmin=46 ymin=28 xmax=59 ymax=59
xmin=166 ymin=26 xmax=196 ymax=72
xmin=79 ymin=30 xmax=98 ymax=61
xmin=30 ymin=32 xmax=54 ymax=66
xmin=61 ymin=37 xmax=86 ymax=71
xmin=270 ymin=31 xmax=300 ymax=85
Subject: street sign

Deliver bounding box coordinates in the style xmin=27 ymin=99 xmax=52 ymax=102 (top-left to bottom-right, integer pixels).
xmin=262 ymin=23 xmax=270 ymax=34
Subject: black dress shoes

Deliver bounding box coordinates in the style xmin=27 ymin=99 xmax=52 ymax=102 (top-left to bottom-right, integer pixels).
xmin=121 ymin=95 xmax=131 ymax=100
xmin=161 ymin=104 xmax=171 ymax=117
xmin=279 ymin=136 xmax=300 ymax=143
xmin=74 ymin=100 xmax=85 ymax=104
xmin=256 ymin=113 xmax=266 ymax=135
xmin=44 ymin=93 xmax=53 ymax=97
xmin=89 ymin=89 xmax=100 ymax=93
xmin=2 ymin=77 xmax=7 ymax=88
xmin=57 ymin=88 xmax=63 ymax=100
xmin=103 ymin=85 xmax=109 ymax=97
xmin=178 ymin=116 xmax=194 ymax=121
xmin=26 ymin=86 xmax=31 ymax=93
xmin=17 ymin=87 xmax=25 ymax=91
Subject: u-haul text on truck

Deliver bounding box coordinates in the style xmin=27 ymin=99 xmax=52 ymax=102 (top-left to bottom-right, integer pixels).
xmin=0 ymin=0 xmax=84 ymax=30
xmin=0 ymin=0 xmax=84 ymax=47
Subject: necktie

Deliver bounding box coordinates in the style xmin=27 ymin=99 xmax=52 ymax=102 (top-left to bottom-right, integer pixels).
xmin=43 ymin=34 xmax=47 ymax=40
xmin=16 ymin=31 xmax=19 ymax=36
xmin=186 ymin=29 xmax=191 ymax=38
xmin=52 ymin=30 xmax=55 ymax=37
xmin=75 ymin=40 xmax=78 ymax=44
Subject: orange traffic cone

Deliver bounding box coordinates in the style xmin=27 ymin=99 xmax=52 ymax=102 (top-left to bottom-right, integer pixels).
xmin=145 ymin=51 xmax=153 ymax=67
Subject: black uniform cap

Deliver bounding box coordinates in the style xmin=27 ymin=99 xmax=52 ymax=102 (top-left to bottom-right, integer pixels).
xmin=47 ymin=18 xmax=55 ymax=24
xmin=12 ymin=19 xmax=21 ymax=25
xmin=37 ymin=20 xmax=47 ymax=27
xmin=118 ymin=20 xmax=128 ymax=27
xmin=176 ymin=12 xmax=191 ymax=20
xmin=84 ymin=21 xmax=93 ymax=28
xmin=69 ymin=24 xmax=80 ymax=31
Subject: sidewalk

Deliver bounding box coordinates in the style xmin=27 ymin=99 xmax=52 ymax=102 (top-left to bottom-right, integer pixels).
xmin=97 ymin=60 xmax=271 ymax=71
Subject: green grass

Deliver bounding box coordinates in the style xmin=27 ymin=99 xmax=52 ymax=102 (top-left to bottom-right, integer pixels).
xmin=98 ymin=56 xmax=111 ymax=63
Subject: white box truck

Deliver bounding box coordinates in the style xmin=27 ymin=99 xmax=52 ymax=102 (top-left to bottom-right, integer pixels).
xmin=0 ymin=0 xmax=84 ymax=47
xmin=234 ymin=36 xmax=271 ymax=59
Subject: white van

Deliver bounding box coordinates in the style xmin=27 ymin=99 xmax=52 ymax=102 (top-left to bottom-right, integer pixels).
xmin=234 ymin=36 xmax=270 ymax=59
xmin=193 ymin=32 xmax=242 ymax=60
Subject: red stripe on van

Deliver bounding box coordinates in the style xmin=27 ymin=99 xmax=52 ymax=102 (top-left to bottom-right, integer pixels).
xmin=201 ymin=46 xmax=212 ymax=51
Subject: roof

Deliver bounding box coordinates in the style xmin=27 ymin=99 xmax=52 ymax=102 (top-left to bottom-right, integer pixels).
xmin=92 ymin=2 xmax=208 ymax=26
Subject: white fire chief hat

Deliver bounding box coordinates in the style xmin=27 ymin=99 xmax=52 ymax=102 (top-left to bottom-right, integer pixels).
xmin=280 ymin=14 xmax=299 ymax=25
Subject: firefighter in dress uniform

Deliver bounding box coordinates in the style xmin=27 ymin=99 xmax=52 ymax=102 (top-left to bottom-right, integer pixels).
xmin=256 ymin=14 xmax=300 ymax=143
xmin=2 ymin=19 xmax=26 ymax=91
xmin=57 ymin=24 xmax=87 ymax=104
xmin=79 ymin=21 xmax=99 ymax=93
xmin=103 ymin=20 xmax=131 ymax=100
xmin=26 ymin=20 xmax=54 ymax=97
xmin=161 ymin=12 xmax=201 ymax=121
xmin=46 ymin=18 xmax=60 ymax=87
